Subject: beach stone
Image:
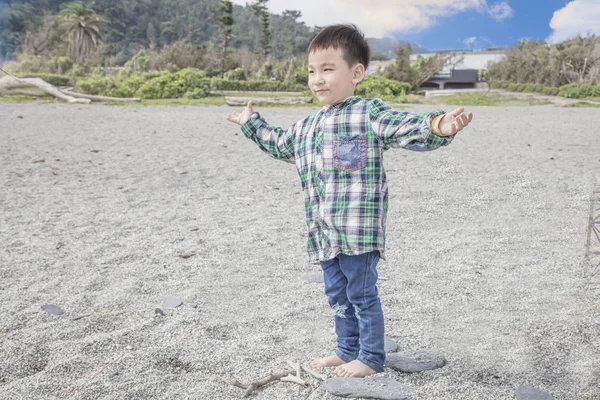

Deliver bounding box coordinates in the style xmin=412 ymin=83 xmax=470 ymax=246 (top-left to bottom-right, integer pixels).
xmin=324 ymin=377 xmax=412 ymax=400
xmin=384 ymin=336 xmax=399 ymax=353
xmin=41 ymin=304 xmax=64 ymax=316
xmin=155 ymin=308 xmax=165 ymax=316
xmin=163 ymin=295 xmax=183 ymax=308
xmin=385 ymin=350 xmax=446 ymax=373
xmin=516 ymin=386 xmax=554 ymax=400
xmin=306 ymin=272 xmax=324 ymax=283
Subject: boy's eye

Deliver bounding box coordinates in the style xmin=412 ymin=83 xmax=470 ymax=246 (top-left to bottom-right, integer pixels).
xmin=308 ymin=71 xmax=314 ymax=74
xmin=325 ymin=68 xmax=333 ymax=71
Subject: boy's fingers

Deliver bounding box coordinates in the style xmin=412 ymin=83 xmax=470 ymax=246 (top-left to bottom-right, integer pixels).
xmin=450 ymin=107 xmax=464 ymax=117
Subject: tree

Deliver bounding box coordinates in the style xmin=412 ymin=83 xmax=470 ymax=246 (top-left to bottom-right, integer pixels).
xmin=384 ymin=43 xmax=411 ymax=82
xmin=252 ymin=0 xmax=271 ymax=57
xmin=59 ymin=1 xmax=108 ymax=63
xmin=215 ymin=0 xmax=234 ymax=77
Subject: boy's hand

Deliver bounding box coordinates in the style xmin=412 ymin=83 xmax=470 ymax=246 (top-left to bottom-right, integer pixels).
xmin=438 ymin=107 xmax=473 ymax=136
xmin=227 ymin=101 xmax=254 ymax=125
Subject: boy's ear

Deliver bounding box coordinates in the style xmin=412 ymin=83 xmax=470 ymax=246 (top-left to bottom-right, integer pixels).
xmin=351 ymin=63 xmax=365 ymax=85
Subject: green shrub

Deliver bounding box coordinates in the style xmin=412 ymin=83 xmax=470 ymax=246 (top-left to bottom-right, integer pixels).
xmin=208 ymin=78 xmax=304 ymax=92
xmin=17 ymin=73 xmax=72 ymax=86
xmin=75 ymin=76 xmax=116 ymax=95
xmin=355 ymin=75 xmax=412 ymax=98
xmin=183 ymin=87 xmax=209 ymax=99
xmin=135 ymin=69 xmax=211 ymax=99
xmin=558 ymin=83 xmax=600 ymax=99
xmin=224 ymin=67 xmax=249 ymax=81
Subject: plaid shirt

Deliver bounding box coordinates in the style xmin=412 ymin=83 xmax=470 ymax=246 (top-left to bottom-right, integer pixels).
xmin=241 ymin=96 xmax=453 ymax=262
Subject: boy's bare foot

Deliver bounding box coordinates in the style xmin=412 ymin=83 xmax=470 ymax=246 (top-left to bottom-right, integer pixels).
xmin=334 ymin=360 xmax=377 ymax=377
xmin=310 ymin=354 xmax=346 ymax=369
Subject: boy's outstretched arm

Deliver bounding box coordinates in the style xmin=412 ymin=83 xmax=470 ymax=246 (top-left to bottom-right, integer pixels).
xmin=368 ymin=98 xmax=473 ymax=151
xmin=227 ymin=101 xmax=296 ymax=163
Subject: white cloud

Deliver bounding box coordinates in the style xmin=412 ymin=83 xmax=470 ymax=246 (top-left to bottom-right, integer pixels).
xmin=231 ymin=0 xmax=514 ymax=38
xmin=547 ymin=0 xmax=600 ymax=44
xmin=487 ymin=2 xmax=514 ymax=21
xmin=462 ymin=36 xmax=496 ymax=49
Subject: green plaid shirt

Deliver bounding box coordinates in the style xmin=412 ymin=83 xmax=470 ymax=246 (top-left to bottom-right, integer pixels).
xmin=241 ymin=96 xmax=453 ymax=262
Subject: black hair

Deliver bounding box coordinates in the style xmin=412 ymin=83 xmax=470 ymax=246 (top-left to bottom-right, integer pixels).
xmin=308 ymin=24 xmax=371 ymax=70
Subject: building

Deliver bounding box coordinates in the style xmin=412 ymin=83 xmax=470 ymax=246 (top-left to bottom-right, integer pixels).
xmin=410 ymin=49 xmax=506 ymax=90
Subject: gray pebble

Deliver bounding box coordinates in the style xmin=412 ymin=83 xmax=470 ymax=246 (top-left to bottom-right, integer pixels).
xmin=163 ymin=295 xmax=183 ymax=308
xmin=385 ymin=350 xmax=446 ymax=373
xmin=384 ymin=336 xmax=399 ymax=353
xmin=324 ymin=377 xmax=413 ymax=400
xmin=41 ymin=304 xmax=64 ymax=316
xmin=516 ymin=386 xmax=554 ymax=400
xmin=155 ymin=308 xmax=165 ymax=316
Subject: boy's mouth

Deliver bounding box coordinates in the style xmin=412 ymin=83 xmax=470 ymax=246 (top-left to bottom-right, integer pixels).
xmin=315 ymin=89 xmax=328 ymax=94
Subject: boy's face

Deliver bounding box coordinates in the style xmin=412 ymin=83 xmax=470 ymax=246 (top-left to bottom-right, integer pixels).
xmin=308 ymin=47 xmax=365 ymax=106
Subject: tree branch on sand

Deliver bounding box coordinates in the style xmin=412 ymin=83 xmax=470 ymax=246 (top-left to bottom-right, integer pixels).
xmin=231 ymin=359 xmax=319 ymax=397
xmin=0 ymin=75 xmax=140 ymax=103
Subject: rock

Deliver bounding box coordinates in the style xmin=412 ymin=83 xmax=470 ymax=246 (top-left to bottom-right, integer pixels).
xmin=384 ymin=336 xmax=399 ymax=353
xmin=306 ymin=272 xmax=324 ymax=283
xmin=324 ymin=376 xmax=413 ymax=400
xmin=516 ymin=386 xmax=553 ymax=400
xmin=163 ymin=295 xmax=183 ymax=308
xmin=385 ymin=350 xmax=446 ymax=373
xmin=41 ymin=304 xmax=64 ymax=316
xmin=155 ymin=308 xmax=165 ymax=316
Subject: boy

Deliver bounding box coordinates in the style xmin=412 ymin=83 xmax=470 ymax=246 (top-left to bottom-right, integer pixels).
xmin=227 ymin=24 xmax=473 ymax=377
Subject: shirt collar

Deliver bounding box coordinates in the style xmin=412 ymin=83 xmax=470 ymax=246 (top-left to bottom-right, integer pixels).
xmin=321 ymin=96 xmax=358 ymax=112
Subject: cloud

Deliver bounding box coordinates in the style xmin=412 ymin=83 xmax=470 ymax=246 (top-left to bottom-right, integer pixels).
xmin=487 ymin=2 xmax=514 ymax=21
xmin=547 ymin=0 xmax=600 ymax=43
xmin=462 ymin=36 xmax=496 ymax=49
xmin=230 ymin=0 xmax=514 ymax=38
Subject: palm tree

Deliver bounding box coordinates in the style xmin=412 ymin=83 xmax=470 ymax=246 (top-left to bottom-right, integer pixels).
xmin=59 ymin=1 xmax=107 ymax=63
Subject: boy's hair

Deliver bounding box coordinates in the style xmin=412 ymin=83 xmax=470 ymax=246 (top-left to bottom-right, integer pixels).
xmin=308 ymin=24 xmax=371 ymax=70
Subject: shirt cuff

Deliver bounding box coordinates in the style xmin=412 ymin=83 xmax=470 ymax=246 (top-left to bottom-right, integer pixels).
xmin=431 ymin=114 xmax=444 ymax=136
xmin=240 ymin=112 xmax=261 ymax=138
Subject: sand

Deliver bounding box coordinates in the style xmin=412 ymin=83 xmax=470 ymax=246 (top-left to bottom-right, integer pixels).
xmin=1 ymin=102 xmax=599 ymax=399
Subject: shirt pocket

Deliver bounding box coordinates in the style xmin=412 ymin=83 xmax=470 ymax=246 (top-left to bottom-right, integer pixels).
xmin=333 ymin=134 xmax=367 ymax=172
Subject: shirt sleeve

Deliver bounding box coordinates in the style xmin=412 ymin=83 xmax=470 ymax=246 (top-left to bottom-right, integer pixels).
xmin=240 ymin=112 xmax=296 ymax=163
xmin=367 ymin=98 xmax=454 ymax=151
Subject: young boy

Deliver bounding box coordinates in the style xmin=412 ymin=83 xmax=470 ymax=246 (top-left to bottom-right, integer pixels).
xmin=227 ymin=24 xmax=473 ymax=377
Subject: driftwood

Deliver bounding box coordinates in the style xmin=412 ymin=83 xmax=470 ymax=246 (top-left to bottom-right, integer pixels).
xmin=60 ymin=89 xmax=140 ymax=102
xmin=0 ymin=75 xmax=90 ymax=103
xmin=1 ymin=89 xmax=50 ymax=97
xmin=0 ymin=75 xmax=140 ymax=103
xmin=231 ymin=360 xmax=311 ymax=397
xmin=225 ymin=96 xmax=313 ymax=106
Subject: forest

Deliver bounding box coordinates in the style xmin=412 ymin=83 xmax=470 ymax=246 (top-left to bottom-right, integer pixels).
xmin=0 ymin=0 xmax=599 ymax=101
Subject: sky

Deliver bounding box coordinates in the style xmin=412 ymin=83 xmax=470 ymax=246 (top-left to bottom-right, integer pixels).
xmin=231 ymin=0 xmax=600 ymax=50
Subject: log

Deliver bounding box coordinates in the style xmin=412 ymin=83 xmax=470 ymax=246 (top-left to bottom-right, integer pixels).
xmin=0 ymin=89 xmax=50 ymax=97
xmin=60 ymin=89 xmax=141 ymax=102
xmin=0 ymin=75 xmax=90 ymax=104
xmin=225 ymin=96 xmax=313 ymax=106
xmin=0 ymin=75 xmax=140 ymax=103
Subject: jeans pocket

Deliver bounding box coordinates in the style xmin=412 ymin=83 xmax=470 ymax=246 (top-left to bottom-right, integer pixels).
xmin=333 ymin=134 xmax=367 ymax=172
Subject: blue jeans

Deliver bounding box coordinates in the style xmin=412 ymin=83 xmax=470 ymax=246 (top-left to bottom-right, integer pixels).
xmin=319 ymin=250 xmax=385 ymax=372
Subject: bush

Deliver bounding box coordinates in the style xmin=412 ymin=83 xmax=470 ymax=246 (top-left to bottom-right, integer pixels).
xmin=224 ymin=67 xmax=249 ymax=81
xmin=208 ymin=78 xmax=304 ymax=92
xmin=135 ymin=69 xmax=211 ymax=99
xmin=355 ymin=75 xmax=412 ymax=98
xmin=75 ymin=75 xmax=117 ymax=95
xmin=558 ymin=83 xmax=600 ymax=99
